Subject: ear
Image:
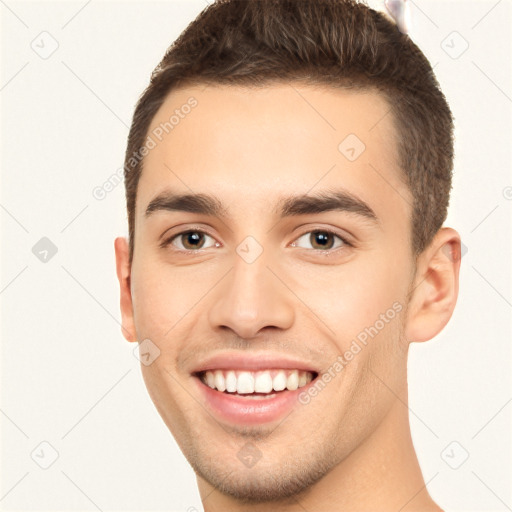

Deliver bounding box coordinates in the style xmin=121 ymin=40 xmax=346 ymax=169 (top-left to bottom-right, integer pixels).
xmin=404 ymin=227 xmax=462 ymax=343
xmin=114 ymin=237 xmax=137 ymax=342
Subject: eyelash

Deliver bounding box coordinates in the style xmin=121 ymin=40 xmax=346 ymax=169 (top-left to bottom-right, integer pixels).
xmin=160 ymin=228 xmax=353 ymax=255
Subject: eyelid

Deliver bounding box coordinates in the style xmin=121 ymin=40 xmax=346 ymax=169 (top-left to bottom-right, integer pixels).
xmin=161 ymin=226 xmax=354 ymax=253
xmin=290 ymin=228 xmax=353 ymax=250
xmin=159 ymin=225 xmax=219 ymax=250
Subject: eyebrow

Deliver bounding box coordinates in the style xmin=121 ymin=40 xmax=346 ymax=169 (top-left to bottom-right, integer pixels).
xmin=144 ymin=189 xmax=378 ymax=223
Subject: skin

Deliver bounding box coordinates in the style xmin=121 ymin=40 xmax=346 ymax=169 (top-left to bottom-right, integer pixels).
xmin=114 ymin=83 xmax=461 ymax=511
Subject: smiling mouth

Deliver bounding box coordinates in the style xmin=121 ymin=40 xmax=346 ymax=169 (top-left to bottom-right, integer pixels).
xmin=194 ymin=368 xmax=318 ymax=397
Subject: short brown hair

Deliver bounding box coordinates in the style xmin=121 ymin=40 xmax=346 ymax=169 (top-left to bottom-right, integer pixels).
xmin=123 ymin=0 xmax=454 ymax=264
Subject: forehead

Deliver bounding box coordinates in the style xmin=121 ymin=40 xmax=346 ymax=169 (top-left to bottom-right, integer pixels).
xmin=136 ymin=83 xmax=410 ymax=223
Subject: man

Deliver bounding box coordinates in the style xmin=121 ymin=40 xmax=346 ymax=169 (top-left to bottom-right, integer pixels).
xmin=114 ymin=0 xmax=461 ymax=510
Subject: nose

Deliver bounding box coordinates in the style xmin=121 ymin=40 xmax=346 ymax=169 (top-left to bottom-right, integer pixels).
xmin=207 ymin=248 xmax=295 ymax=340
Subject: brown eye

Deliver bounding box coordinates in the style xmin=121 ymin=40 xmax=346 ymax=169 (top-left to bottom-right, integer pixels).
xmin=164 ymin=230 xmax=218 ymax=251
xmin=180 ymin=231 xmax=206 ymax=250
xmin=291 ymin=230 xmax=349 ymax=251
xmin=309 ymin=231 xmax=335 ymax=250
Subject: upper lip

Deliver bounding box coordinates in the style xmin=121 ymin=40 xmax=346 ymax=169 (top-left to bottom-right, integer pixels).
xmin=191 ymin=351 xmax=320 ymax=375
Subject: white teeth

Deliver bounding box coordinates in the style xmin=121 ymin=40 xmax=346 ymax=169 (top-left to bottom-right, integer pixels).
xmin=272 ymin=371 xmax=287 ymax=391
xmin=214 ymin=370 xmax=226 ymax=392
xmin=237 ymin=372 xmax=255 ymax=394
xmin=254 ymin=372 xmax=273 ymax=393
xmin=201 ymin=369 xmax=315 ymax=394
xmin=286 ymin=370 xmax=299 ymax=391
xmin=225 ymin=370 xmax=237 ymax=392
xmin=206 ymin=371 xmax=215 ymax=389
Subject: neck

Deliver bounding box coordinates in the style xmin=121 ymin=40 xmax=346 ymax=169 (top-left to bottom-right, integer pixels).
xmin=198 ymin=386 xmax=442 ymax=512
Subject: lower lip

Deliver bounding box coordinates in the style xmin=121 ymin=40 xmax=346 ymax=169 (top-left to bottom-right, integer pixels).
xmin=194 ymin=376 xmax=315 ymax=425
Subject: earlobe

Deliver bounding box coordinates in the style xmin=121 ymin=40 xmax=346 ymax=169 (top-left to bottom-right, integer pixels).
xmin=114 ymin=237 xmax=138 ymax=342
xmin=404 ymin=228 xmax=462 ymax=343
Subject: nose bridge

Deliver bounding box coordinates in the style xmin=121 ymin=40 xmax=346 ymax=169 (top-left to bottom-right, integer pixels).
xmin=207 ymin=240 xmax=295 ymax=338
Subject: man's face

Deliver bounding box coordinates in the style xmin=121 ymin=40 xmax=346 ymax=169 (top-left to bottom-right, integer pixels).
xmin=128 ymin=84 xmax=416 ymax=501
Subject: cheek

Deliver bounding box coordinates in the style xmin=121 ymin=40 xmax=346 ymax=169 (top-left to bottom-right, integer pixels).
xmin=287 ymin=254 xmax=409 ymax=351
xmin=131 ymin=260 xmax=215 ymax=340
